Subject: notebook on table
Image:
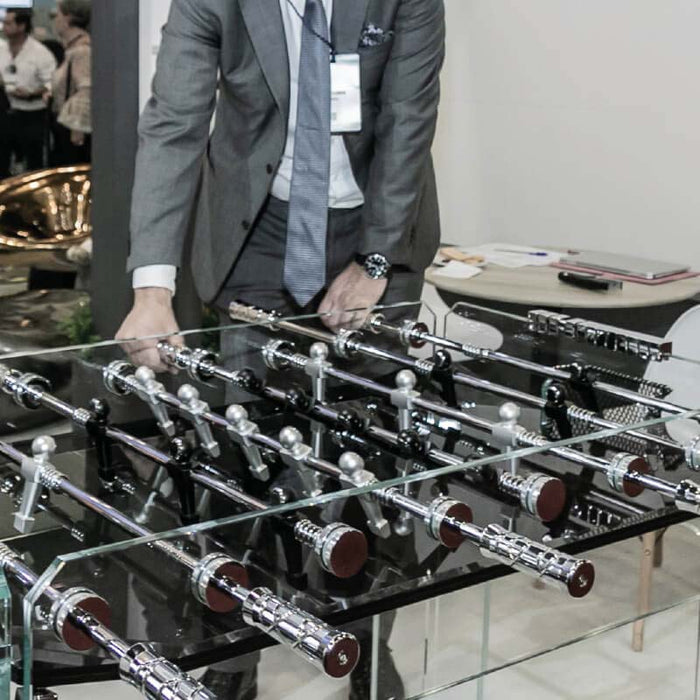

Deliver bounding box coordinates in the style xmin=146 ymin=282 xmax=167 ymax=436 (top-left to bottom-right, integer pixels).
xmin=560 ymin=251 xmax=689 ymax=280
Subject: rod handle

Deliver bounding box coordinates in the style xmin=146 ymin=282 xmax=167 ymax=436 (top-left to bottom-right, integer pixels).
xmin=476 ymin=524 xmax=595 ymax=598
xmin=120 ymin=642 xmax=217 ymax=700
xmin=190 ymin=553 xmax=249 ymax=613
xmin=294 ymin=520 xmax=368 ymax=579
xmin=241 ymin=587 xmax=360 ymax=678
xmin=50 ymin=587 xmax=112 ymax=652
xmin=229 ymin=302 xmax=277 ymax=326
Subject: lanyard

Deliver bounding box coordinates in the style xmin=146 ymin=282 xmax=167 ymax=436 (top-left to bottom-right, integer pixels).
xmin=284 ymin=0 xmax=336 ymax=59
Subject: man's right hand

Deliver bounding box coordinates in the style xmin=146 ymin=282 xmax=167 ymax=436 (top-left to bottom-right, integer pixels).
xmin=116 ymin=288 xmax=184 ymax=373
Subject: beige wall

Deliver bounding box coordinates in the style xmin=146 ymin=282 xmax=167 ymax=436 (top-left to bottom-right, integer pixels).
xmin=433 ymin=0 xmax=700 ymax=267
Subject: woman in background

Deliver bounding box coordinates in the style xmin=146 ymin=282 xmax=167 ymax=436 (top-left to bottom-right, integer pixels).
xmin=49 ymin=0 xmax=91 ymax=166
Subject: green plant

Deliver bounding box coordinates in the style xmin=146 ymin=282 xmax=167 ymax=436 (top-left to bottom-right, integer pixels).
xmin=201 ymin=304 xmax=221 ymax=353
xmin=58 ymin=301 xmax=101 ymax=347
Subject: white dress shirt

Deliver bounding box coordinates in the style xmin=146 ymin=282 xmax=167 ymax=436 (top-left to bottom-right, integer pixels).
xmin=134 ymin=0 xmax=364 ymax=295
xmin=0 ymin=36 xmax=56 ymax=112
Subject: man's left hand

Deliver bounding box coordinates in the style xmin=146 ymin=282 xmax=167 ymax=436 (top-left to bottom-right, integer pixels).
xmin=319 ymin=262 xmax=388 ymax=333
xmin=71 ymin=130 xmax=86 ymax=146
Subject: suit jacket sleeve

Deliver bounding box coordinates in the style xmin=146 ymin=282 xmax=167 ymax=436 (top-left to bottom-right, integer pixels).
xmin=357 ymin=0 xmax=445 ymax=267
xmin=126 ymin=0 xmax=221 ymax=273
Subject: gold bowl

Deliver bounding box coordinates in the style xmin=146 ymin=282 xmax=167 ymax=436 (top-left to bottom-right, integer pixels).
xmin=0 ymin=165 xmax=92 ymax=250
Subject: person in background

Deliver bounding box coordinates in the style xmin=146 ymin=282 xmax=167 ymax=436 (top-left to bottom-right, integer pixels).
xmin=0 ymin=8 xmax=56 ymax=178
xmin=49 ymin=0 xmax=91 ymax=166
xmin=0 ymin=54 xmax=10 ymax=139
xmin=34 ymin=25 xmax=66 ymax=67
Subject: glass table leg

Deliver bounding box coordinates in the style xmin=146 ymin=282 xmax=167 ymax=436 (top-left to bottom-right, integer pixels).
xmin=0 ymin=570 xmax=10 ymax=700
xmin=476 ymin=582 xmax=491 ymax=700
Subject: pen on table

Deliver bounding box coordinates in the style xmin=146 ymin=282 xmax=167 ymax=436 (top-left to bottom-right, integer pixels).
xmin=494 ymin=248 xmax=550 ymax=257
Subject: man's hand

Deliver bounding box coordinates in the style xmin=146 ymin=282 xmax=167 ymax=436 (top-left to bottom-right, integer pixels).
xmin=12 ymin=87 xmax=32 ymax=99
xmin=319 ymin=262 xmax=388 ymax=333
xmin=70 ymin=130 xmax=86 ymax=147
xmin=115 ymin=288 xmax=183 ymax=372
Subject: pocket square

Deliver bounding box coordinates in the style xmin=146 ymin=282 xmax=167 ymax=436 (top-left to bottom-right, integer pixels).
xmin=359 ymin=23 xmax=394 ymax=48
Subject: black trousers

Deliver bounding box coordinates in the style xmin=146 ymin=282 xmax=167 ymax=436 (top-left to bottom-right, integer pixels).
xmin=0 ymin=108 xmax=48 ymax=178
xmin=50 ymin=119 xmax=92 ymax=167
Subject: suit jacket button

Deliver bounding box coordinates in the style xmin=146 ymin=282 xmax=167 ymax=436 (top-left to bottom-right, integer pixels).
xmin=242 ymin=220 xmax=251 ymax=231
xmin=266 ymin=164 xmax=274 ymax=174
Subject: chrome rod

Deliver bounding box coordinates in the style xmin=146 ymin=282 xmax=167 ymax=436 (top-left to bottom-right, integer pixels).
xmin=0 ymin=438 xmax=359 ymax=676
xmin=458 ymin=523 xmax=595 ymax=598
xmin=258 ymin=343 xmax=700 ymax=513
xmin=154 ymin=346 xmax=573 ymax=523
xmin=228 ymin=303 xmax=434 ymax=373
xmin=364 ymin=314 xmax=692 ymax=417
xmin=451 ymin=372 xmax=681 ymax=453
xmin=0 ymin=377 xmax=367 ymax=581
xmin=265 ymin=312 xmax=687 ymax=450
xmin=189 ymin=466 xmax=368 ymax=579
xmin=1 ymin=436 xmax=205 ymax=571
xmin=0 ymin=543 xmax=216 ymax=699
xmin=156 ymin=344 xmax=597 ymax=594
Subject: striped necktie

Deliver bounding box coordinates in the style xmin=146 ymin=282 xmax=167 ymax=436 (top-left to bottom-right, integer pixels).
xmin=284 ymin=0 xmax=332 ymax=307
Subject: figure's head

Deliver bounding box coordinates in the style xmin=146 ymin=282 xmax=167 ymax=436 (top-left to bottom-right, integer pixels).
xmin=54 ymin=0 xmax=91 ymax=40
xmin=3 ymin=8 xmax=33 ymax=40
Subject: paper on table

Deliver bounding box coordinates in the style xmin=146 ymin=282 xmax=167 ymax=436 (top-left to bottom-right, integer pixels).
xmin=433 ymin=261 xmax=483 ymax=280
xmin=457 ymin=243 xmax=563 ymax=268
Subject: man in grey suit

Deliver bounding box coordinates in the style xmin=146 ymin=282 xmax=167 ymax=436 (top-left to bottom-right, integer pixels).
xmin=117 ymin=0 xmax=445 ymax=373
xmin=117 ymin=2 xmax=444 ymax=696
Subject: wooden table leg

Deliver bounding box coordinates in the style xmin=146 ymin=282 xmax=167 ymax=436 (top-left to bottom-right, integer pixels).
xmin=632 ymin=531 xmax=657 ymax=652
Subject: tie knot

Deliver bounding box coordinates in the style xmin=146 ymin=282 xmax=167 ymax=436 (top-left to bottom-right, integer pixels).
xmin=303 ymin=0 xmax=329 ymax=38
xmin=305 ymin=0 xmax=322 ymax=13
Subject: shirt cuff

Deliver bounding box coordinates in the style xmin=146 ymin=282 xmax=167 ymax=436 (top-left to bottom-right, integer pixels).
xmin=132 ymin=265 xmax=177 ymax=295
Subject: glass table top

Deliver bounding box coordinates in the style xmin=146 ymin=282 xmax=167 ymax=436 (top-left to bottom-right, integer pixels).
xmin=0 ymin=300 xmax=695 ymax=687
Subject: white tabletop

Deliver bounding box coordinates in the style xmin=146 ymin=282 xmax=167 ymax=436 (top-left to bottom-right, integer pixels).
xmin=425 ymin=264 xmax=700 ymax=309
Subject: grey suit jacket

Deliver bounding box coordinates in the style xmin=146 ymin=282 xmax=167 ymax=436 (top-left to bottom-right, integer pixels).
xmin=127 ymin=0 xmax=445 ymax=303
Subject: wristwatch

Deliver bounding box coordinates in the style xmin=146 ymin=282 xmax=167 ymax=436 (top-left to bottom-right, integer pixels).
xmin=355 ymin=253 xmax=391 ymax=281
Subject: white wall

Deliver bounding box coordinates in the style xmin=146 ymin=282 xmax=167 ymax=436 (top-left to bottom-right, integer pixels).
xmin=431 ymin=0 xmax=486 ymax=248
xmin=138 ymin=0 xmax=171 ymax=112
xmin=434 ymin=0 xmax=700 ymax=267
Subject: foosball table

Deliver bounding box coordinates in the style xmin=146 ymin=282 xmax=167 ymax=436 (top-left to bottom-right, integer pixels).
xmin=0 ymin=300 xmax=698 ymax=699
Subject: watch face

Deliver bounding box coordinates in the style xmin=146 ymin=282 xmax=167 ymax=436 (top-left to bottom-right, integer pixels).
xmin=365 ymin=254 xmax=390 ymax=280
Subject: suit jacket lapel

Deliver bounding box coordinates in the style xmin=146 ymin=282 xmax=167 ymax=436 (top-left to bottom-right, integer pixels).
xmin=331 ymin=0 xmax=371 ymax=53
xmin=239 ymin=0 xmax=290 ymax=118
